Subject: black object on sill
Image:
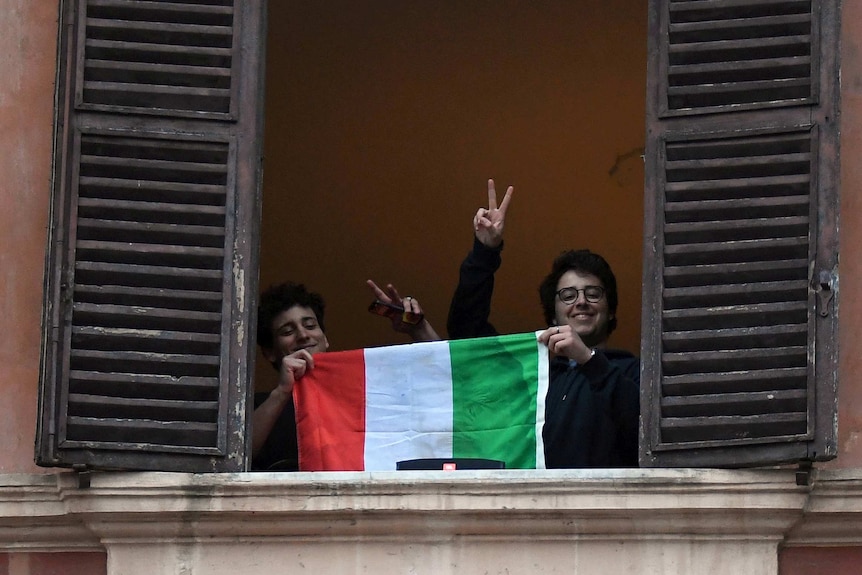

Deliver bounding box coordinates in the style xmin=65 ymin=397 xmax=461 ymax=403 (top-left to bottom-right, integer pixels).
xmin=396 ymin=458 xmax=505 ymax=470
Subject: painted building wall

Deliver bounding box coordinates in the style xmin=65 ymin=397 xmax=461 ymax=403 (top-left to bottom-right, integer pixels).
xmin=0 ymin=0 xmax=56 ymax=476
xmin=1 ymin=6 xmax=105 ymax=575
xmin=832 ymin=0 xmax=862 ymax=470
xmin=0 ymin=1 xmax=861 ymax=574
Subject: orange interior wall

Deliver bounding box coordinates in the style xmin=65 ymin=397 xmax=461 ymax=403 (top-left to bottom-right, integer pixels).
xmin=258 ymin=0 xmax=647 ymax=388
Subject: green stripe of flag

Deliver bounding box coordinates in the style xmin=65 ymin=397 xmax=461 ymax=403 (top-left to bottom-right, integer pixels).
xmin=449 ymin=332 xmax=542 ymax=468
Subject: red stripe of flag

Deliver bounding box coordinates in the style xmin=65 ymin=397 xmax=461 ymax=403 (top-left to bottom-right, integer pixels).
xmin=294 ymin=349 xmax=367 ymax=471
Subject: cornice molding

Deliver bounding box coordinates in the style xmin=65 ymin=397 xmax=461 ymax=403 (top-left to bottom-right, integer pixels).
xmin=2 ymin=468 xmax=862 ymax=551
xmin=0 ymin=468 xmax=821 ymax=549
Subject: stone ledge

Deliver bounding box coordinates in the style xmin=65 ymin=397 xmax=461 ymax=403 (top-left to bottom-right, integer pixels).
xmin=2 ymin=468 xmax=861 ymax=549
xmin=784 ymin=468 xmax=862 ymax=545
xmin=5 ymin=468 xmax=861 ymax=574
xmin=0 ymin=469 xmax=807 ymax=545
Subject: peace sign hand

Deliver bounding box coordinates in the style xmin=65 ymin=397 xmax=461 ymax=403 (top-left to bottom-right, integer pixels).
xmin=473 ymin=178 xmax=514 ymax=248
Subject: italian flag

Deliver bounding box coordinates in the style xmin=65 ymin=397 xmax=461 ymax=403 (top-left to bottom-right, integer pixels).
xmin=293 ymin=332 xmax=549 ymax=471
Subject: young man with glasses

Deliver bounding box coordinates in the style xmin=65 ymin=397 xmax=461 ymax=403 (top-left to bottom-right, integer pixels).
xmin=447 ymin=180 xmax=640 ymax=468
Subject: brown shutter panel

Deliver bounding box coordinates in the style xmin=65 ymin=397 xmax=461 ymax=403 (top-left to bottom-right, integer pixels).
xmin=36 ymin=0 xmax=265 ymax=472
xmin=641 ymin=0 xmax=839 ymax=467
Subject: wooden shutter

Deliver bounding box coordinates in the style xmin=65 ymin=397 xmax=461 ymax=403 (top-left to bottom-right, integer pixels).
xmin=36 ymin=0 xmax=265 ymax=472
xmin=641 ymin=0 xmax=839 ymax=467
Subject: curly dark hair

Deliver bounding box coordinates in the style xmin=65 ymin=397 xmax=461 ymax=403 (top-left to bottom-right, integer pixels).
xmin=256 ymin=282 xmax=326 ymax=350
xmin=538 ymin=249 xmax=618 ymax=335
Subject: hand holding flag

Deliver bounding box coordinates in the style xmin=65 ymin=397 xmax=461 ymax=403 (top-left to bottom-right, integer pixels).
xmin=293 ymin=332 xmax=549 ymax=471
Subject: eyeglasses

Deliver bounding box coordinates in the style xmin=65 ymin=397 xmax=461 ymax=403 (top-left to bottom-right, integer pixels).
xmin=556 ymin=285 xmax=605 ymax=305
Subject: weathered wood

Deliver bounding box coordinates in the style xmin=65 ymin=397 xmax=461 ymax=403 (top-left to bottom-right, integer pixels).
xmin=659 ymin=412 xmax=808 ymax=444
xmin=69 ymin=370 xmax=220 ymax=400
xmin=661 ymin=389 xmax=807 ymax=416
xmin=660 ymin=0 xmax=816 ymax=115
xmin=641 ymin=0 xmax=838 ymax=468
xmin=37 ymin=0 xmax=264 ymax=471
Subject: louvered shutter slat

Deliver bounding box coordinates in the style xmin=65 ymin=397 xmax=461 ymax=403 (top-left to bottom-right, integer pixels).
xmin=69 ymin=370 xmax=219 ymax=398
xmin=664 ymin=259 xmax=809 ymax=286
xmin=75 ymin=262 xmax=223 ymax=291
xmin=665 ymin=280 xmax=808 ymax=307
xmin=662 ymin=367 xmax=808 ymax=395
xmin=666 ymin=218 xmax=808 ymax=244
xmin=662 ymin=389 xmax=807 ymax=416
xmin=66 ymin=417 xmax=218 ymax=450
xmin=86 ymin=39 xmax=232 ymax=63
xmin=68 ymin=393 xmax=219 ymax=413
xmin=663 ymin=324 xmax=808 ymax=354
xmin=78 ymin=219 xmax=225 ymax=247
xmin=665 ymin=173 xmax=810 ymax=196
xmin=660 ymin=413 xmax=807 ymax=444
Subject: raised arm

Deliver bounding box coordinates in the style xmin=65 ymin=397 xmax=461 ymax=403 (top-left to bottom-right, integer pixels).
xmin=447 ymin=179 xmax=513 ymax=339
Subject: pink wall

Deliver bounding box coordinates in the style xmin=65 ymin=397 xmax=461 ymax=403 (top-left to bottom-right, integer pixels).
xmin=779 ymin=547 xmax=862 ymax=575
xmin=832 ymin=0 xmax=862 ymax=468
xmin=0 ymin=0 xmax=859 ymax=477
xmin=775 ymin=2 xmax=862 ymax=572
xmin=0 ymin=0 xmax=57 ymax=473
xmin=0 ymin=2 xmax=859 ymax=574
xmin=0 ymin=552 xmax=106 ymax=575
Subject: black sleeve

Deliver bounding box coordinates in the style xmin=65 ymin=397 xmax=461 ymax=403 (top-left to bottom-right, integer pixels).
xmin=580 ymin=353 xmax=641 ymax=467
xmin=446 ymin=237 xmax=503 ymax=339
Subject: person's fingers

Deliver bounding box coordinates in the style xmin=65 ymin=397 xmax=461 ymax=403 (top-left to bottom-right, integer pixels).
xmin=537 ymin=327 xmax=555 ymax=344
xmin=302 ymin=349 xmax=314 ymax=370
xmin=282 ymin=356 xmax=301 ymax=376
xmin=404 ymin=296 xmax=424 ymax=314
xmin=287 ymin=349 xmax=314 ymax=371
xmin=385 ymin=283 xmax=402 ymax=303
xmin=366 ymin=279 xmax=388 ymax=300
xmin=474 ymin=208 xmax=489 ymax=230
xmin=498 ymin=185 xmax=514 ymax=214
xmin=487 ymin=178 xmax=497 ymax=211
xmin=537 ymin=325 xmax=573 ymax=349
xmin=476 ymin=207 xmax=496 ymax=228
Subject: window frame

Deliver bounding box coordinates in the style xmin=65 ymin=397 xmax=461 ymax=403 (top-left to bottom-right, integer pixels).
xmin=37 ymin=0 xmax=841 ymax=473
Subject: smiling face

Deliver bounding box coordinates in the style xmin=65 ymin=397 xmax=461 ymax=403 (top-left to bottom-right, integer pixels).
xmin=262 ymin=304 xmax=329 ymax=366
xmin=554 ymin=269 xmax=614 ymax=348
